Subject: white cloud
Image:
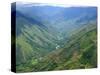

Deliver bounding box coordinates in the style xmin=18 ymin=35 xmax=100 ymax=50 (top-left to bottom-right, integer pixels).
xmin=16 ymin=2 xmax=75 ymax=8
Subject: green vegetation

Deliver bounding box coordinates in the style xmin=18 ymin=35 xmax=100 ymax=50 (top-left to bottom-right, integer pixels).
xmin=16 ymin=22 xmax=97 ymax=72
xmin=11 ymin=5 xmax=97 ymax=72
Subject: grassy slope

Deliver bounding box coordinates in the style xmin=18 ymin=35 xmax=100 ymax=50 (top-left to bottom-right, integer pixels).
xmin=16 ymin=22 xmax=97 ymax=72
xmin=15 ymin=13 xmax=61 ymax=65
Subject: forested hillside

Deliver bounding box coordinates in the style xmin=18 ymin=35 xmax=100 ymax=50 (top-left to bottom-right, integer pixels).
xmin=11 ymin=2 xmax=97 ymax=72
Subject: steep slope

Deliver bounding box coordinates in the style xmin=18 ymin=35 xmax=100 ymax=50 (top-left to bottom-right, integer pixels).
xmin=16 ymin=21 xmax=97 ymax=72
xmin=16 ymin=3 xmax=97 ymax=34
xmin=36 ymin=22 xmax=97 ymax=71
xmin=13 ymin=3 xmax=97 ymax=72
xmin=15 ymin=11 xmax=61 ymax=65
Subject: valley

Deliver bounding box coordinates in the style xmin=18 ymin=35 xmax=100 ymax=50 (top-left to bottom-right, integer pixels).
xmin=12 ymin=2 xmax=97 ymax=72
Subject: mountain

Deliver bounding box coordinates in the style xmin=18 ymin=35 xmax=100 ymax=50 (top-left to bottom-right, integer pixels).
xmin=15 ymin=11 xmax=61 ymax=65
xmin=12 ymin=2 xmax=97 ymax=72
xmin=16 ymin=3 xmax=97 ymax=38
xmin=16 ymin=21 xmax=97 ymax=72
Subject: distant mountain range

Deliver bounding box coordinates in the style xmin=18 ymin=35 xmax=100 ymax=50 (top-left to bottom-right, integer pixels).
xmin=11 ymin=2 xmax=97 ymax=72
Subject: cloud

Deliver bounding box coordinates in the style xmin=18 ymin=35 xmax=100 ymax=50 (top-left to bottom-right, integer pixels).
xmin=16 ymin=2 xmax=74 ymax=8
